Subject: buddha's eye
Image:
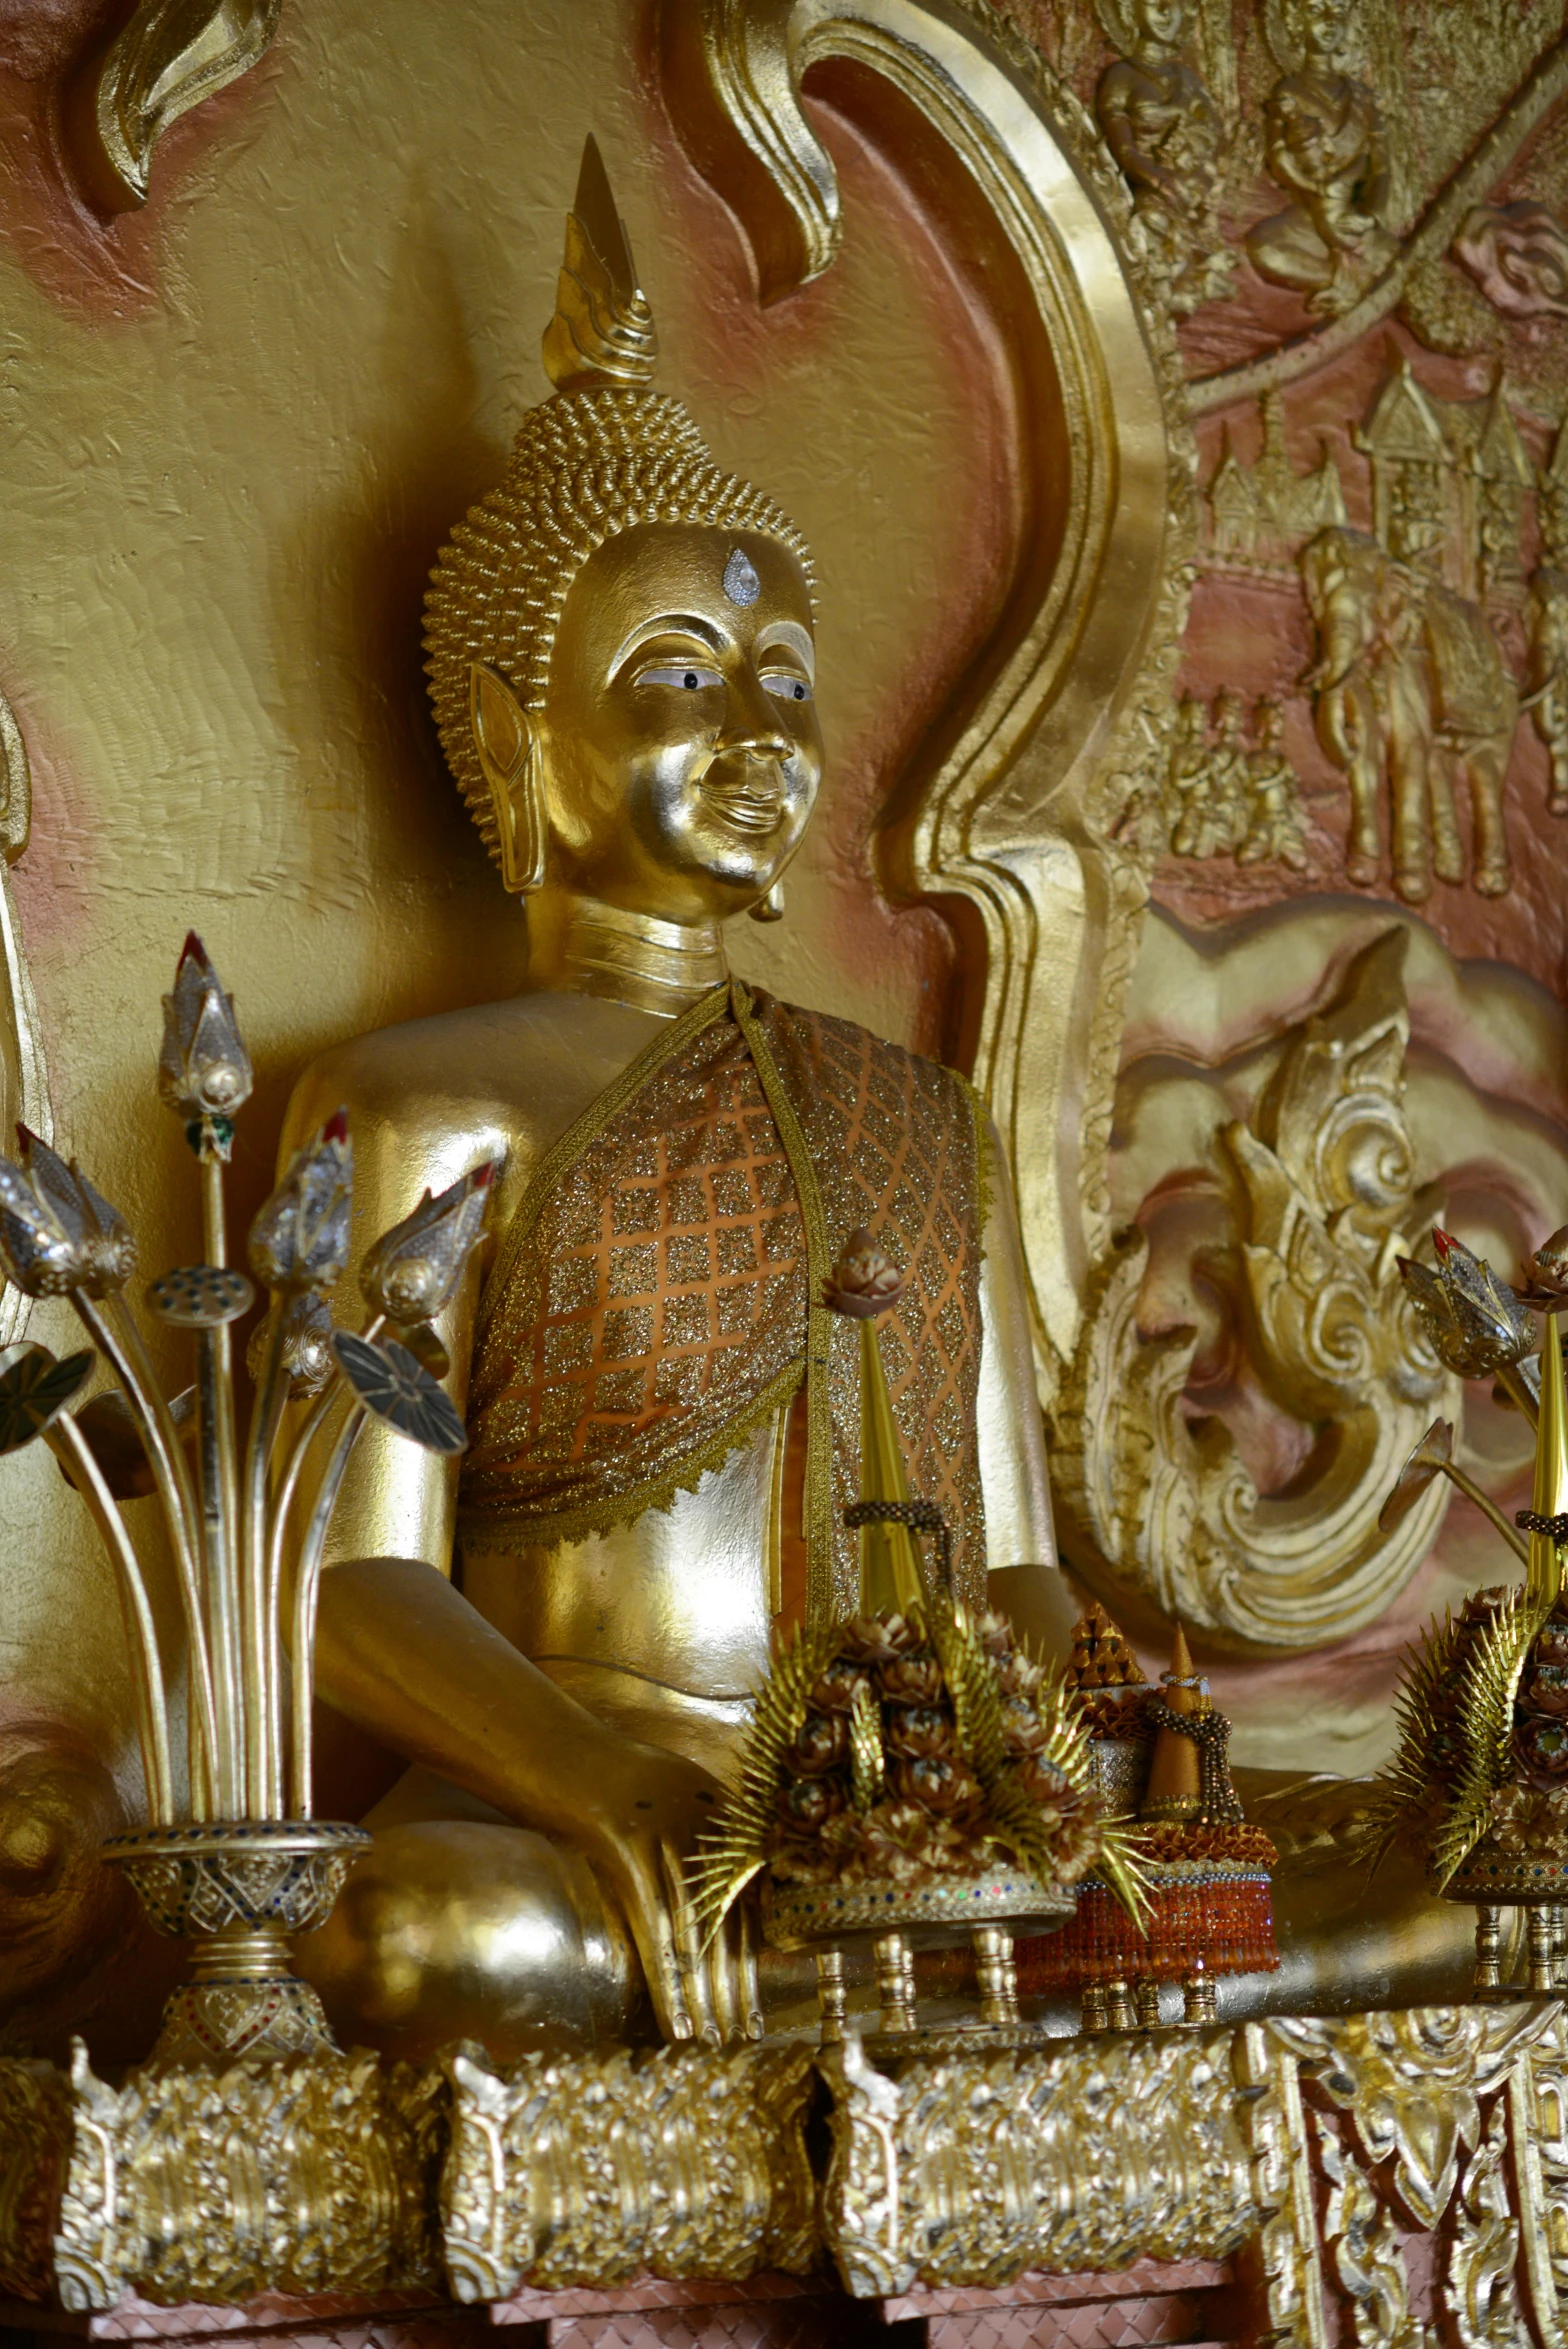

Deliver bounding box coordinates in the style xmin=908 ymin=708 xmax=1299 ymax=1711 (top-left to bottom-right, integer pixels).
xmin=761 ymin=672 xmax=812 ymax=704
xmin=638 ymin=663 xmax=722 ymax=692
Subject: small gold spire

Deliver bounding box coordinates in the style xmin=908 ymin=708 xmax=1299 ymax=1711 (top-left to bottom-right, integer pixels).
xmin=1529 ymin=1311 xmax=1568 ymax=1606
xmin=1141 ymin=1623 xmax=1206 ymax=1821
xmin=541 ymin=134 xmax=658 ymax=393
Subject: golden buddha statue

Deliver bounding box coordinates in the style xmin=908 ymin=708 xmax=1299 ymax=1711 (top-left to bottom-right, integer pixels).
xmin=286 ymin=140 xmax=1074 ymax=2059
xmin=283 ymin=141 xmax=1481 ymax=2064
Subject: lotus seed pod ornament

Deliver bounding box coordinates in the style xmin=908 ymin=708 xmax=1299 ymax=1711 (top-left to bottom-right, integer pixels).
xmin=0 ymin=933 xmax=495 ymax=2067
xmin=690 ymin=1232 xmax=1147 ymax=2041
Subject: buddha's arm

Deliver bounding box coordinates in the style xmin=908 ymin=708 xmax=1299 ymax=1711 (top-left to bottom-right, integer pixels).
xmin=278 ymin=1035 xmax=756 ymax=2042
xmin=973 ymin=1126 xmax=1078 ymax=1659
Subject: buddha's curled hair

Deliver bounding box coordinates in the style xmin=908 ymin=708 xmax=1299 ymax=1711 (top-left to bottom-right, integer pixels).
xmin=423 ymin=389 xmax=815 ymax=866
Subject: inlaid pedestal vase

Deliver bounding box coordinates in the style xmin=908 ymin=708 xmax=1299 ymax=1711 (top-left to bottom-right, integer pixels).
xmin=104 ymin=1819 xmax=370 ymax=2065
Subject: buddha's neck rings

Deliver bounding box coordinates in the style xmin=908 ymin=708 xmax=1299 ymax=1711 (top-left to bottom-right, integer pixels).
xmin=552 ymin=896 xmax=729 ymax=1018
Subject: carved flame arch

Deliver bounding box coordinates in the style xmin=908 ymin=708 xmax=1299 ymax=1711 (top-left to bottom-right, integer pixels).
xmin=661 ymin=0 xmax=1193 ymax=1383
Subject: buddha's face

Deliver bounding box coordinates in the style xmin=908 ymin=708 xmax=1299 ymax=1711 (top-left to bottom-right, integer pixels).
xmin=538 ymin=521 xmax=822 ymax=925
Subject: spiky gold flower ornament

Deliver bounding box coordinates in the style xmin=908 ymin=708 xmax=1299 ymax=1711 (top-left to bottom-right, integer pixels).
xmin=1372 ymin=1229 xmax=1568 ymax=1993
xmin=692 ymin=1233 xmax=1146 ymax=2032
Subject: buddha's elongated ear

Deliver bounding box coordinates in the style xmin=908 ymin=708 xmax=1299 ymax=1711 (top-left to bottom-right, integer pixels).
xmin=469 ymin=662 xmax=547 ymax=895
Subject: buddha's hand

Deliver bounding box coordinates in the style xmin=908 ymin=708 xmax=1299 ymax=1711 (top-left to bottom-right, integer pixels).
xmin=585 ymin=1737 xmax=762 ymax=2047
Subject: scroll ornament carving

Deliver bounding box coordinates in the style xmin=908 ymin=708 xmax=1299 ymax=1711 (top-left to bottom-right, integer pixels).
xmin=439 ymin=2041 xmax=817 ymax=2304
xmin=1269 ymin=2003 xmax=1556 ymax=2235
xmin=1446 ymin=2102 xmax=1530 ymax=2349
xmin=1050 ymin=931 xmax=1461 ymax=1653
xmin=81 ymin=0 xmax=283 ymax=212
xmin=1318 ymin=2113 xmax=1437 ymax=2349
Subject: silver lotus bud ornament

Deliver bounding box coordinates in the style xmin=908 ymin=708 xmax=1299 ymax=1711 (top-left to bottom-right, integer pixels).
xmin=158 ymin=932 xmax=253 ymax=1144
xmin=360 ymin=1161 xmax=496 ymax=1327
xmin=1397 ymin=1228 xmax=1536 ymax=1383
xmin=247 ymin=1290 xmax=335 ymax=1398
xmin=249 ymin=1111 xmax=353 ymax=1293
xmin=0 ymin=1126 xmax=137 ymax=1299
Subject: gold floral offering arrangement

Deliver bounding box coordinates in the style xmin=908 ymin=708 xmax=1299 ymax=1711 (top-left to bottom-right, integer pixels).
xmin=1369 ymin=1226 xmax=1568 ymax=1995
xmin=1022 ymin=1605 xmax=1278 ymax=2031
xmin=693 ymin=1231 xmax=1146 ymax=2038
xmin=0 ymin=934 xmax=494 ymax=2066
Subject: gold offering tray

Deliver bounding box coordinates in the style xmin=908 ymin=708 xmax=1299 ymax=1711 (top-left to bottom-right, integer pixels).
xmin=760 ymin=1867 xmax=1076 ymax=1951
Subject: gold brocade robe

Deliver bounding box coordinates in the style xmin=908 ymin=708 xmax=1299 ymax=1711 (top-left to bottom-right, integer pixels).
xmin=459 ymin=980 xmax=989 ymax=1618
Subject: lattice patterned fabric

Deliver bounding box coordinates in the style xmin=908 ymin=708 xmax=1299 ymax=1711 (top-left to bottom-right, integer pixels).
xmin=459 ymin=983 xmax=987 ymax=1616
xmin=752 ymin=994 xmax=988 ymax=1611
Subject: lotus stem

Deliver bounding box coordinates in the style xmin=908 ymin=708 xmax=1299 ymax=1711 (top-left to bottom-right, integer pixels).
xmin=78 ymin=1293 xmax=220 ymax=1809
xmin=1497 ymin=1360 xmax=1541 ymax=1431
xmin=197 ymin=1143 xmax=245 ymax=1808
xmin=1437 ymin=1459 xmax=1530 ymax=1565
xmin=264 ymin=1312 xmax=383 ymax=1811
xmin=288 ymin=1401 xmax=368 ymax=1817
xmin=45 ymin=1413 xmax=174 ymax=1821
xmin=241 ymin=1304 xmax=290 ymax=1819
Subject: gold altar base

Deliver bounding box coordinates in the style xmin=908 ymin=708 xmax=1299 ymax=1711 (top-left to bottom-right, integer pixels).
xmin=4 ymin=2001 xmax=1568 ymax=2336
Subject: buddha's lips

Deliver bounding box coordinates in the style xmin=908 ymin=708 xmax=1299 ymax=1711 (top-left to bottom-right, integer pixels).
xmin=700 ymin=766 xmax=785 ymax=835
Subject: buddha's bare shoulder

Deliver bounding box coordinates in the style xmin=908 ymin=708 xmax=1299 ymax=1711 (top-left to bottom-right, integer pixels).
xmin=283 ymin=989 xmax=669 ymax=1165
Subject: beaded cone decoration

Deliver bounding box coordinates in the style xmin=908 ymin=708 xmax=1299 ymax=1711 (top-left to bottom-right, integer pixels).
xmin=690 ymin=1236 xmax=1148 ymax=1993
xmin=1019 ymin=1609 xmax=1278 ymax=2025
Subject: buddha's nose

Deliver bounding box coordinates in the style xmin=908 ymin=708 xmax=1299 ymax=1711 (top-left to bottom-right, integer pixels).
xmin=722 ymin=671 xmax=791 ymax=758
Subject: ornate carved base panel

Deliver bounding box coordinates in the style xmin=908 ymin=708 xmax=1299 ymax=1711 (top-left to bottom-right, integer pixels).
xmin=3 ymin=2004 xmax=1568 ymax=2343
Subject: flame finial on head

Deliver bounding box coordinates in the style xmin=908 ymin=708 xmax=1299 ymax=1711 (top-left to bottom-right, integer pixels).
xmin=541 ymin=135 xmax=658 ymax=393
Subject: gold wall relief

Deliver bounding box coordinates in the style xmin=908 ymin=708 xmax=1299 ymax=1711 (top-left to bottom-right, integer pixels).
xmin=661 ymin=0 xmax=1193 ymax=1379
xmin=71 ymin=0 xmax=283 ymax=213
xmin=1184 ymin=30 xmax=1568 ymax=416
xmin=1050 ymin=927 xmax=1461 ymax=1652
xmin=1091 ymin=0 xmax=1234 ymax=317
xmin=1248 ymin=0 xmax=1397 ymax=320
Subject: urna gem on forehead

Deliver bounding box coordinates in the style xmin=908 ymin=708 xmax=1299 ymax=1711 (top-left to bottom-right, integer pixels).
xmin=723 ymin=548 xmax=761 ymax=608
